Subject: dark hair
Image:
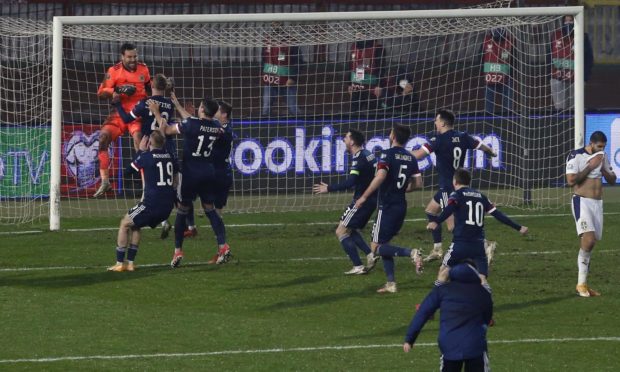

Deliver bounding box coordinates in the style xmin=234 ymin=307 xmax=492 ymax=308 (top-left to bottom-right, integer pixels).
xmin=150 ymin=130 xmax=165 ymax=149
xmin=218 ymin=100 xmax=233 ymax=118
xmin=348 ymin=129 xmax=365 ymax=147
xmin=391 ymin=124 xmax=411 ymax=145
xmin=436 ymin=109 xmax=455 ymax=127
xmin=152 ymin=73 xmax=168 ymax=91
xmin=454 ymin=168 xmax=471 ymax=186
xmin=590 ymin=130 xmax=607 ymax=144
xmin=120 ymin=43 xmax=136 ymax=55
xmin=202 ymin=97 xmax=219 ymax=117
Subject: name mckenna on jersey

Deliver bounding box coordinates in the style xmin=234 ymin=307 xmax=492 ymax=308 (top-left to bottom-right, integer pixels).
xmin=151 ymin=153 xmax=172 ymax=159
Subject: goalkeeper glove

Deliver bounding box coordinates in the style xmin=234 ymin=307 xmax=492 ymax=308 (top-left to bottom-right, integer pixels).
xmin=114 ymin=84 xmax=137 ymax=96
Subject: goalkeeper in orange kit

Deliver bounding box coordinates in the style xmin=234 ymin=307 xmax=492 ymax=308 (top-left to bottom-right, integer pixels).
xmin=94 ymin=42 xmax=151 ymax=197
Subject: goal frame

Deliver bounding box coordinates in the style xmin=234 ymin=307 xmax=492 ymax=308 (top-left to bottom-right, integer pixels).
xmin=50 ymin=6 xmax=585 ymax=230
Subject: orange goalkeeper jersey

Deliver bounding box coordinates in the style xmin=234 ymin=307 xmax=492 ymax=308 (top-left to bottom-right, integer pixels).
xmin=97 ymin=61 xmax=151 ymax=111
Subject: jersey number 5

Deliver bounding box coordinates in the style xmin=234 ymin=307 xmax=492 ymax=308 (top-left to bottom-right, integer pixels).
xmin=397 ymin=164 xmax=408 ymax=189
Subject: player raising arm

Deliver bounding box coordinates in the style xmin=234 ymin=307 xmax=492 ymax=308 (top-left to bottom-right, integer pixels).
xmin=354 ymin=124 xmax=423 ymax=293
xmin=411 ymin=109 xmax=497 ymax=264
xmin=150 ymin=96 xmax=224 ymax=268
xmin=427 ymin=168 xmax=527 ymax=286
xmin=94 ymin=43 xmax=151 ymax=198
xmin=313 ymin=129 xmax=378 ymax=275
xmin=565 ymin=131 xmax=616 ymax=297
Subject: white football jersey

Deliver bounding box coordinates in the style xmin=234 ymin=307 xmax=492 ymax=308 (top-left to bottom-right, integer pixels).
xmin=566 ymin=149 xmax=611 ymax=179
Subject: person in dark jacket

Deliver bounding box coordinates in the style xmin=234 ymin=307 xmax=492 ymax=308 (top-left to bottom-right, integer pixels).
xmin=403 ymin=261 xmax=493 ymax=372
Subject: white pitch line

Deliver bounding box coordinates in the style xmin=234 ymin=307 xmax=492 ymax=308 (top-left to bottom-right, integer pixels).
xmin=2 ymin=212 xmax=619 ymax=235
xmin=0 ymin=249 xmax=615 ymax=273
xmin=0 ymin=336 xmax=618 ymax=364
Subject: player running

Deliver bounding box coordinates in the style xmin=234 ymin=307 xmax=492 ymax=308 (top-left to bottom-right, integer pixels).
xmin=313 ymin=129 xmax=379 ymax=275
xmin=411 ymin=109 xmax=498 ymax=264
xmin=355 ymin=124 xmax=423 ymax=293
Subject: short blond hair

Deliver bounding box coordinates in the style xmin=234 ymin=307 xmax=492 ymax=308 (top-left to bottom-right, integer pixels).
xmin=150 ymin=130 xmax=165 ymax=149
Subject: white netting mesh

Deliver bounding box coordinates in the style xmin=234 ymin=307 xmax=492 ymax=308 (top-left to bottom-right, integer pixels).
xmin=0 ymin=9 xmax=577 ymax=224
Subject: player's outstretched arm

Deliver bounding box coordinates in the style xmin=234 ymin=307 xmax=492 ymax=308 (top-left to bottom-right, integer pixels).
xmin=406 ymin=174 xmax=423 ymax=193
xmin=170 ymin=92 xmax=191 ymax=120
xmin=479 ymin=143 xmax=497 ymax=157
xmin=113 ymin=101 xmax=135 ymax=124
xmin=490 ymin=208 xmax=525 ymax=233
xmin=354 ymin=169 xmax=386 ymax=209
xmin=403 ymin=289 xmax=440 ymax=352
xmin=410 ymin=148 xmax=427 ymax=160
xmin=315 ymin=174 xmax=359 ymax=194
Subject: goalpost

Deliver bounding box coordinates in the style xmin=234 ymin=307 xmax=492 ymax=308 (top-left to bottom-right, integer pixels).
xmin=0 ymin=7 xmax=585 ymax=230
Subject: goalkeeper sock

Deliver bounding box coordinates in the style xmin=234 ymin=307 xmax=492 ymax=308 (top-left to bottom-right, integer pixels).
xmin=339 ymin=234 xmax=363 ymax=266
xmin=127 ymin=244 xmax=139 ymax=262
xmin=98 ymin=150 xmax=111 ymax=181
xmin=115 ymin=246 xmax=126 ymax=263
xmin=205 ymin=209 xmax=226 ymax=245
xmin=350 ymin=230 xmax=371 ymax=255
xmin=426 ymin=213 xmax=442 ymax=244
xmin=577 ymin=248 xmax=591 ymax=284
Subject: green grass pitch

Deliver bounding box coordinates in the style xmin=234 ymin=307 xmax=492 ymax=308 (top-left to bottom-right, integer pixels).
xmin=1 ymin=203 xmax=619 ymax=371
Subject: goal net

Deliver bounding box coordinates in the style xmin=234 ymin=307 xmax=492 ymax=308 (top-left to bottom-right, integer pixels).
xmin=0 ymin=7 xmax=585 ymax=228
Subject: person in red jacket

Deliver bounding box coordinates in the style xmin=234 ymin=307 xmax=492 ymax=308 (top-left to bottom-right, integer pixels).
xmin=482 ymin=28 xmax=513 ymax=114
xmin=94 ymin=43 xmax=151 ymax=197
xmin=550 ymin=15 xmax=594 ymax=110
xmin=261 ymin=22 xmax=301 ymax=117
xmin=348 ymin=37 xmax=386 ymax=114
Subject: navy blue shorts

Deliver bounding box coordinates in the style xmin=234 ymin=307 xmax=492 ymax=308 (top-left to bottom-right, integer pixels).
xmin=207 ymin=169 xmax=233 ymax=209
xmin=128 ymin=202 xmax=173 ymax=229
xmin=372 ymin=203 xmax=406 ymax=244
xmin=340 ymin=197 xmax=376 ymax=230
xmin=179 ymin=170 xmax=216 ymax=206
xmin=442 ymin=241 xmax=488 ymax=277
xmin=433 ymin=186 xmax=454 ymax=209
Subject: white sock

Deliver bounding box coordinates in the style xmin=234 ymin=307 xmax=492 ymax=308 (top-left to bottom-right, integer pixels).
xmin=578 ymin=249 xmax=591 ymax=285
xmin=433 ymin=243 xmax=443 ymax=252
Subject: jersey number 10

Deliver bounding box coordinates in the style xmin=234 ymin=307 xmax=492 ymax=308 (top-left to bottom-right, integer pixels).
xmin=465 ymin=200 xmax=484 ymax=227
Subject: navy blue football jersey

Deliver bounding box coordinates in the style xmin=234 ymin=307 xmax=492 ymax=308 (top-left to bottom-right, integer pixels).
xmin=131 ymin=148 xmax=178 ymax=208
xmin=423 ymin=129 xmax=480 ymax=189
xmin=130 ymin=95 xmax=175 ymax=136
xmin=446 ymin=187 xmax=495 ymax=243
xmin=176 ymin=117 xmax=222 ymax=174
xmin=210 ymin=120 xmax=234 ymax=170
xmin=351 ymin=148 xmax=377 ymax=199
xmin=376 ymin=146 xmax=420 ymax=205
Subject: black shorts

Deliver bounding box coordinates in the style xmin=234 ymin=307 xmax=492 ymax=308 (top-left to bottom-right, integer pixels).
xmin=208 ymin=168 xmax=232 ymax=209
xmin=128 ymin=202 xmax=173 ymax=229
xmin=442 ymin=241 xmax=488 ymax=277
xmin=340 ymin=197 xmax=376 ymax=230
xmin=441 ymin=352 xmax=489 ymax=372
xmin=372 ymin=203 xmax=406 ymax=244
xmin=179 ymin=169 xmax=216 ymax=206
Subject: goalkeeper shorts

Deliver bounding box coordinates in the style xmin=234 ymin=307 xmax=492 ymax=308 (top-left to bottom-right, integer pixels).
xmin=102 ymin=112 xmax=142 ymax=141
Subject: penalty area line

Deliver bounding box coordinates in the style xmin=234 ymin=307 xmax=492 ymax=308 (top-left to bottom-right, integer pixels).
xmin=0 ymin=336 xmax=618 ymax=364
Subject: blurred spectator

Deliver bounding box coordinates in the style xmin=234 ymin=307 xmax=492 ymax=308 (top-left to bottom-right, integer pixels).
xmin=482 ymin=28 xmax=513 ymax=113
xmin=261 ymin=22 xmax=301 ymax=116
xmin=382 ymin=73 xmax=420 ymax=113
xmin=348 ymin=37 xmax=386 ymax=113
xmin=550 ymin=15 xmax=594 ymax=110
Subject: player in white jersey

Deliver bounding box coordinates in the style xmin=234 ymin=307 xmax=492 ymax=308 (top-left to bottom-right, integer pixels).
xmin=565 ymin=131 xmax=616 ymax=297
